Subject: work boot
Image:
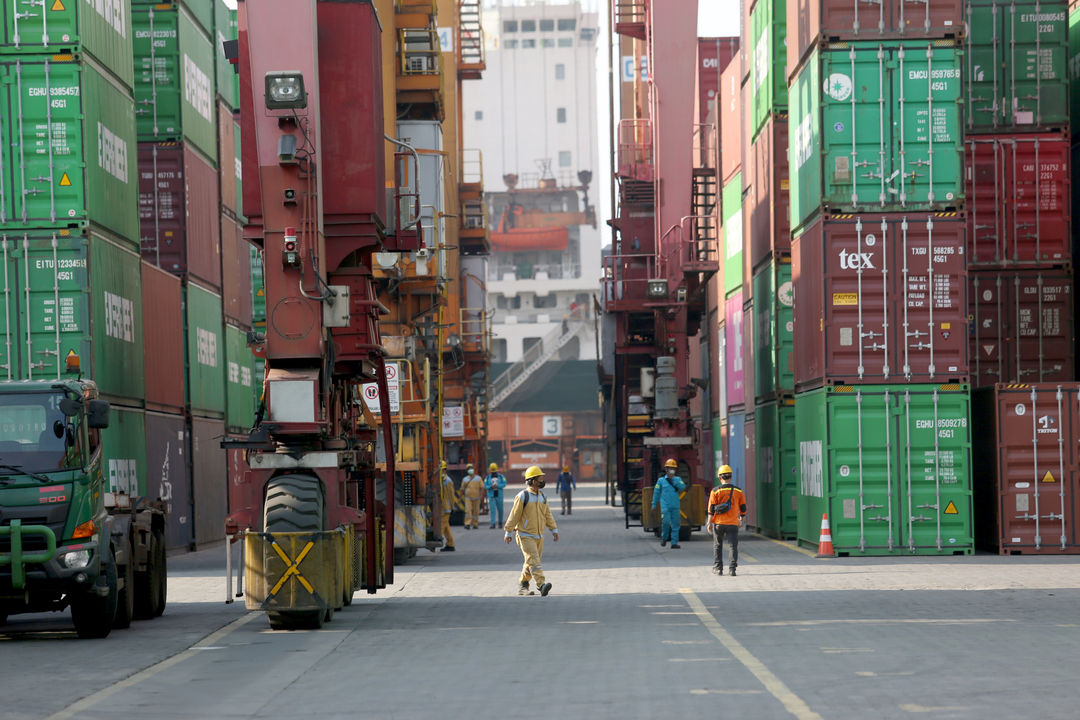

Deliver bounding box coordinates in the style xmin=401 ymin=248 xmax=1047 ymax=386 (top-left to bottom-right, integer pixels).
xmin=443 ymin=545 xmax=455 ymax=552
xmin=660 ymin=537 xmax=667 ymax=547
xmin=490 ymin=523 xmax=496 ymax=529
xmin=519 ymin=582 xmax=534 ymax=596
xmin=712 ymin=567 xmax=722 ymax=575
xmin=729 ymin=566 xmax=737 ymax=577
xmin=670 ymin=544 xmax=681 ymax=549
xmin=539 ymin=582 xmax=552 ymax=597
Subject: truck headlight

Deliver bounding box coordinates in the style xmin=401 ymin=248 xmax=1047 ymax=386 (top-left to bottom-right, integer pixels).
xmin=59 ymin=550 xmax=91 ymax=569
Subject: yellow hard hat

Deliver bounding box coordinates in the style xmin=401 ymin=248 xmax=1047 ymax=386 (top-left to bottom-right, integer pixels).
xmin=441 ymin=460 xmax=447 ymax=469
xmin=562 ymin=465 xmax=569 ymax=471
xmin=524 ymin=465 xmax=545 ymax=480
xmin=466 ymin=464 xmax=474 ymax=471
xmin=489 ymin=462 xmax=498 ymax=471
xmin=717 ymin=464 xmax=733 ymax=477
xmin=664 ymin=458 xmax=678 ymax=469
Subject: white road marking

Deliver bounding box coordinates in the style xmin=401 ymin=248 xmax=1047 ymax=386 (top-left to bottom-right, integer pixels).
xmin=661 ymin=639 xmax=710 ymax=645
xmin=669 ymin=657 xmax=731 ymax=663
xmin=690 ymin=688 xmax=765 ymax=695
xmin=746 ymin=618 xmax=1010 ymax=627
xmin=821 ymin=647 xmax=874 ymax=654
xmin=681 ymin=589 xmax=824 ymax=720
xmin=899 ymin=704 xmax=969 ymax=713
xmin=856 ymin=671 xmax=916 ymax=677
xmin=45 ymin=612 xmax=261 ymax=720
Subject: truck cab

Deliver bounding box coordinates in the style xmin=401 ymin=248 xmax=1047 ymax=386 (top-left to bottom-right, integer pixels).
xmin=0 ymin=380 xmax=166 ymax=638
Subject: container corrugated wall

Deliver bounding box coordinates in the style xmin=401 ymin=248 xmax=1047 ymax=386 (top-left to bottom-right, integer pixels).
xmin=141 ymin=261 xmax=185 ymax=412
xmin=753 ymin=258 xmax=794 ymax=401
xmin=184 ymin=281 xmax=225 ymax=416
xmin=190 ymin=415 xmax=226 ymax=546
xmin=225 ymin=323 xmax=255 ymax=433
xmin=755 ymin=399 xmax=798 ymax=539
xmin=144 ymin=410 xmax=191 ymax=550
xmin=101 ymin=404 xmax=148 ymax=496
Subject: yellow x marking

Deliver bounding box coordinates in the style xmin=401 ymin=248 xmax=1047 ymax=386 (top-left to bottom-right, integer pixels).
xmin=679 ymin=490 xmax=688 ymax=520
xmin=269 ymin=540 xmax=316 ymax=596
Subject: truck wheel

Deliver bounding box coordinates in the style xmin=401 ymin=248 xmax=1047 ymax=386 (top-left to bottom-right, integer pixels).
xmin=152 ymin=528 xmax=167 ymax=617
xmin=135 ymin=528 xmax=166 ymax=620
xmin=263 ymin=475 xmax=324 ymax=630
xmin=113 ymin=538 xmax=134 ymax=629
xmin=71 ymin=546 xmax=118 ymax=639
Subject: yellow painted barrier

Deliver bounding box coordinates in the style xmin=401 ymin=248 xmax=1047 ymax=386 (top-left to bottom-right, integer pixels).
xmin=244 ymin=528 xmax=347 ymax=614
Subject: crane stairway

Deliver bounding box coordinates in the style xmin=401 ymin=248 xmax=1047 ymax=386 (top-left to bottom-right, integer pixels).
xmin=489 ymin=319 xmax=588 ymax=409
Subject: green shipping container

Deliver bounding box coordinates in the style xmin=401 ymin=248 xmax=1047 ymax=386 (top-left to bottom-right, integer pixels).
xmin=133 ymin=6 xmax=218 ymax=161
xmin=101 ymin=405 xmax=148 ymax=496
xmin=749 ymin=0 xmax=787 ymax=139
xmin=0 ymin=57 xmax=139 ymax=241
xmin=966 ymin=0 xmax=1068 ymax=132
xmin=250 ymin=245 xmax=264 ymax=326
xmin=788 ymin=41 xmax=964 ymax=231
xmin=134 ymin=0 xmax=212 ymax=38
xmin=214 ymin=0 xmax=237 ymax=108
xmin=184 ymin=281 xmax=224 ymax=416
xmin=1067 ymin=5 xmax=1080 ymax=136
xmin=755 ymin=399 xmax=798 ymax=539
xmin=0 ymin=230 xmax=145 ymax=402
xmin=752 ymin=258 xmax=793 ymax=401
xmin=795 ymin=384 xmax=973 ymax=556
xmin=224 ymin=323 xmax=255 ymax=432
xmin=722 ymin=174 xmax=742 ymax=294
xmin=0 ymin=0 xmax=135 ymax=88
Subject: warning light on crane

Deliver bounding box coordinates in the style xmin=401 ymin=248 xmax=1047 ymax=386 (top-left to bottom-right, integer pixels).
xmin=283 ymin=227 xmax=300 ymax=267
xmin=265 ymin=71 xmax=307 ymax=109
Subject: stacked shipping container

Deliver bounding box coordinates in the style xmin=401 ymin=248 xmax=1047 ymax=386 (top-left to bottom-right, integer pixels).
xmin=784 ymin=0 xmax=975 ymax=555
xmin=0 ymin=1 xmax=151 ymax=520
xmin=131 ymin=0 xmax=252 ymax=549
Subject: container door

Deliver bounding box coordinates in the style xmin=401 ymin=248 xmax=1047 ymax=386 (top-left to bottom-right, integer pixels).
xmin=969 ymin=271 xmax=1007 ymax=386
xmin=893 ymin=43 xmax=963 ymax=209
xmin=755 ymin=402 xmax=779 ymax=535
xmin=896 ymin=387 xmax=973 ymax=553
xmin=1005 ymin=5 xmax=1068 ymax=129
xmin=892 ymin=216 xmax=967 ymax=382
xmin=725 ymin=292 xmax=745 ymax=407
xmin=727 ymin=412 xmax=746 ymax=491
xmin=777 ymin=400 xmax=799 ymax=537
xmin=827 ymin=388 xmax=902 ymax=553
xmin=144 ymin=412 xmax=191 ymax=550
xmin=133 ymin=8 xmax=181 ymax=140
xmin=0 ymin=235 xmax=17 ymax=379
xmin=994 ymin=386 xmax=1074 ymax=552
xmin=1010 ymin=271 xmax=1074 ymax=383
xmin=744 ymin=417 xmax=757 ymax=530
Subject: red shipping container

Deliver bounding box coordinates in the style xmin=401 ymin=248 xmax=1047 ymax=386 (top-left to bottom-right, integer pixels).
xmin=749 ymin=116 xmax=791 ymax=271
xmin=138 ymin=142 xmax=222 ymax=290
xmin=966 ymin=134 xmax=1071 ymax=267
xmin=969 ymin=269 xmax=1075 ymax=386
xmin=741 ymin=74 xmax=753 ymax=194
xmin=720 ymin=59 xmax=742 ymax=184
xmin=220 ymin=213 xmax=252 ymax=327
xmin=973 ymin=383 xmax=1080 ymax=554
xmin=792 ymin=214 xmax=969 ymax=389
xmin=141 ymin=261 xmax=185 ymax=413
xmin=725 ymin=291 xmax=746 ymax=407
xmin=787 ymin=0 xmax=965 ymax=81
xmin=217 ymin=102 xmax=238 ymax=216
xmin=697 ymin=37 xmax=738 ymax=126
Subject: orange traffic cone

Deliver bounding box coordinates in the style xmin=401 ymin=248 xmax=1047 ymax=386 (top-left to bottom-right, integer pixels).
xmin=816 ymin=513 xmax=835 ymax=557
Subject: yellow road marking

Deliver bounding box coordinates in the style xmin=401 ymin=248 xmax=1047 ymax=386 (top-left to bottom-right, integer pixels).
xmin=45 ymin=612 xmax=260 ymax=720
xmin=758 ymin=535 xmax=818 ymax=558
xmin=681 ymin=589 xmax=823 ymax=720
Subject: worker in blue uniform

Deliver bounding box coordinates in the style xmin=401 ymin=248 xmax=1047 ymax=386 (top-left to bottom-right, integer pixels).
xmin=652 ymin=458 xmax=686 ymax=548
xmin=485 ymin=462 xmax=507 ymax=528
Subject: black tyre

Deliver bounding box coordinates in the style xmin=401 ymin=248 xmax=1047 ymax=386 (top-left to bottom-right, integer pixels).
xmin=263 ymin=475 xmax=324 ymax=630
xmin=71 ymin=546 xmax=118 ymax=639
xmin=263 ymin=476 xmax=323 ymax=532
xmin=135 ymin=527 xmax=167 ymax=619
xmin=679 ymin=526 xmax=692 ymax=542
xmin=113 ymin=538 xmax=134 ymax=629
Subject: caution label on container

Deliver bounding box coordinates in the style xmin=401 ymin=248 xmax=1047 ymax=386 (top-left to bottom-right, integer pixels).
xmin=50 ymin=0 xmax=64 ymax=10
xmin=59 ymin=173 xmax=71 ymax=187
xmin=944 ymin=501 xmax=958 ymax=515
xmin=833 ymin=293 xmax=858 ymax=306
xmin=1042 ymin=471 xmax=1056 ymax=483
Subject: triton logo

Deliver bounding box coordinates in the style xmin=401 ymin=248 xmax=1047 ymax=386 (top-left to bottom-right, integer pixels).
xmin=839 ymin=249 xmax=875 ymax=270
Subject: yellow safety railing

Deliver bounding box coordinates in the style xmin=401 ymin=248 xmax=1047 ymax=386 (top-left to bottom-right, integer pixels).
xmin=399 ymin=28 xmax=441 ymax=76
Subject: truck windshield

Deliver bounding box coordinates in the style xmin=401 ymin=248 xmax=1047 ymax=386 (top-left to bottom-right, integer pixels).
xmin=0 ymin=392 xmax=82 ymax=474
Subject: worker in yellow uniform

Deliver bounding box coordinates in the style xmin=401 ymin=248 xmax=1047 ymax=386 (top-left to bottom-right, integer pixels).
xmin=503 ymin=465 xmax=559 ymax=596
xmin=461 ymin=464 xmax=485 ymax=529
xmin=439 ymin=461 xmax=458 ymax=552
xmin=706 ymin=465 xmax=747 ymax=576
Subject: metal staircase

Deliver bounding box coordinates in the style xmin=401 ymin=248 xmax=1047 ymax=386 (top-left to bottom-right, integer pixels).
xmin=489 ymin=319 xmax=588 ymax=409
xmin=458 ymin=0 xmax=485 ymax=79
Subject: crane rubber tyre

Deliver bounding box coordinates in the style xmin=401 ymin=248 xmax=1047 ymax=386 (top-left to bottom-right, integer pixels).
xmin=263 ymin=475 xmax=325 ymax=630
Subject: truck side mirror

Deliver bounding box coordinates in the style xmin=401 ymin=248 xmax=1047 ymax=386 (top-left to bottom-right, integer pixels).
xmin=87 ymin=399 xmax=110 ymax=429
xmin=59 ymin=397 xmax=83 ymax=417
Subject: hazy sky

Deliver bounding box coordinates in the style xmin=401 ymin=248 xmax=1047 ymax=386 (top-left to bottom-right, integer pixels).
xmin=698 ymin=2 xmax=739 ymax=35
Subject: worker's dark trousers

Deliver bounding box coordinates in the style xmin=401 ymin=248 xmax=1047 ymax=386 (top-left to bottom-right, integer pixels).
xmin=712 ymin=524 xmax=739 ymax=569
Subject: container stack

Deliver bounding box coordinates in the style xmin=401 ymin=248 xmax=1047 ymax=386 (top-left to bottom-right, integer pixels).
xmin=969 ymin=0 xmax=1080 ymax=554
xmin=744 ymin=0 xmax=797 ymax=538
xmin=0 ymin=1 xmax=151 ymax=508
xmin=133 ymin=0 xmax=249 ymax=549
xmin=786 ymin=0 xmax=975 ymax=555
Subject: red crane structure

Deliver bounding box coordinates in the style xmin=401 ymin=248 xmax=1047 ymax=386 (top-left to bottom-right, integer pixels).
xmin=602 ymin=0 xmax=718 ymax=537
xmin=223 ymin=0 xmax=420 ymax=629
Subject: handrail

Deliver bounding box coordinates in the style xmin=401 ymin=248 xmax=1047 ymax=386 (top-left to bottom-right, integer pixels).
xmin=399 ymin=28 xmax=441 ymax=76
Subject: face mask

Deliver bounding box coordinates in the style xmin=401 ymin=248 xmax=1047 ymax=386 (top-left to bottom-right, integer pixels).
xmin=667 ymin=469 xmax=675 ymax=475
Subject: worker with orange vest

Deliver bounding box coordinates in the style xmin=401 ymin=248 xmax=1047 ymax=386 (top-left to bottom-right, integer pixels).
xmin=706 ymin=465 xmax=747 ymax=576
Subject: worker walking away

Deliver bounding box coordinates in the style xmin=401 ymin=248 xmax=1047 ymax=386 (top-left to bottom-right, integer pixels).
xmin=461 ymin=464 xmax=485 ymax=529
xmin=652 ymin=458 xmax=686 ymax=548
xmin=485 ymin=462 xmax=507 ymax=528
xmin=439 ymin=461 xmax=458 ymax=552
xmin=555 ymin=465 xmax=576 ymax=515
xmin=707 ymin=465 xmax=747 ymax=576
xmin=504 ymin=465 xmax=559 ymax=596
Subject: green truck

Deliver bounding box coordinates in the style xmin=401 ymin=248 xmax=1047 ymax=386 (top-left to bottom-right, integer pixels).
xmin=0 ymin=380 xmax=167 ymax=638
